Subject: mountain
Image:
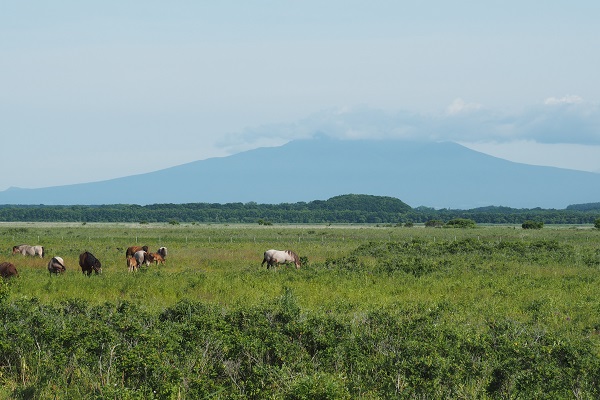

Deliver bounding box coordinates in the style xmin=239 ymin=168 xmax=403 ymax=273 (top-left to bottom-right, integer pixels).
xmin=1 ymin=137 xmax=599 ymax=209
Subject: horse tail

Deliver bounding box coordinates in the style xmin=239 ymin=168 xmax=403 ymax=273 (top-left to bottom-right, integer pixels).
xmin=42 ymin=246 xmax=45 ymax=258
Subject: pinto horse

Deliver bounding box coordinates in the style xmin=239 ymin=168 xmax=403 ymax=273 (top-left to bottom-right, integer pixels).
xmin=12 ymin=244 xmax=44 ymax=258
xmin=262 ymin=249 xmax=302 ymax=269
xmin=133 ymin=250 xmax=150 ymax=267
xmin=157 ymin=247 xmax=167 ymax=260
xmin=48 ymin=256 xmax=66 ymax=274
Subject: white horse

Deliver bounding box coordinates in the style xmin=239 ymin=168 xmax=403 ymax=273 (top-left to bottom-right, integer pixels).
xmin=134 ymin=250 xmax=150 ymax=267
xmin=48 ymin=256 xmax=66 ymax=274
xmin=262 ymin=249 xmax=301 ymax=269
xmin=13 ymin=244 xmax=44 ymax=258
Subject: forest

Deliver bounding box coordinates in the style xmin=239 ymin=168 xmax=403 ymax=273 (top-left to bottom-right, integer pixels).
xmin=0 ymin=194 xmax=599 ymax=225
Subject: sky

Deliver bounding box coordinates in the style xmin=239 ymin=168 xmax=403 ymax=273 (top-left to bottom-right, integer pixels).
xmin=2 ymin=1 xmax=600 ymax=191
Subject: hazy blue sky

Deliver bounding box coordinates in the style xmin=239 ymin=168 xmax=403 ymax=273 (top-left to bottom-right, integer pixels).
xmin=2 ymin=1 xmax=599 ymax=190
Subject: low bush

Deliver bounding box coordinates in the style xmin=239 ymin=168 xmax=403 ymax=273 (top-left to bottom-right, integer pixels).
xmin=522 ymin=220 xmax=544 ymax=229
xmin=2 ymin=294 xmax=599 ymax=398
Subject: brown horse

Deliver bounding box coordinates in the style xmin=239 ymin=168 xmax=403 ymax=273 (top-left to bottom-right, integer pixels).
xmin=79 ymin=252 xmax=102 ymax=276
xmin=0 ymin=262 xmax=18 ymax=278
xmin=127 ymin=256 xmax=139 ymax=272
xmin=147 ymin=252 xmax=165 ymax=265
xmin=126 ymin=245 xmax=148 ymax=258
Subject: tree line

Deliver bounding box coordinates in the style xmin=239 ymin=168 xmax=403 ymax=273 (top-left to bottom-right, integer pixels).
xmin=0 ymin=194 xmax=598 ymax=224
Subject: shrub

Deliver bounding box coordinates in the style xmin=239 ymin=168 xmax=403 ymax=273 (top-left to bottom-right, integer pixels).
xmin=425 ymin=219 xmax=444 ymax=228
xmin=445 ymin=218 xmax=476 ymax=228
xmin=522 ymin=220 xmax=544 ymax=229
xmin=285 ymin=373 xmax=350 ymax=400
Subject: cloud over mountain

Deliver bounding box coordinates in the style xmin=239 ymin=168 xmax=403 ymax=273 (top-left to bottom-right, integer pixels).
xmin=219 ymin=99 xmax=600 ymax=153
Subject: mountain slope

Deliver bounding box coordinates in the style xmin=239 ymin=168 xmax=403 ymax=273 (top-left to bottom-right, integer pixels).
xmin=1 ymin=138 xmax=599 ymax=209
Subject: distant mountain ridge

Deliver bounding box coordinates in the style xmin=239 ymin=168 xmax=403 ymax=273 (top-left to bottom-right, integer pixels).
xmin=0 ymin=137 xmax=599 ymax=209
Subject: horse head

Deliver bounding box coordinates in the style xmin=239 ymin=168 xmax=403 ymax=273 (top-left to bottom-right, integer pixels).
xmin=93 ymin=259 xmax=102 ymax=274
xmin=290 ymin=251 xmax=302 ymax=269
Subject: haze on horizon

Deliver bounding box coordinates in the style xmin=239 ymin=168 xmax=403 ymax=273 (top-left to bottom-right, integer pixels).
xmin=1 ymin=1 xmax=599 ymax=191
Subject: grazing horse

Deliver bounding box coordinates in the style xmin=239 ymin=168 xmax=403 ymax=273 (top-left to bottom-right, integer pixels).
xmin=126 ymin=245 xmax=148 ymax=258
xmin=79 ymin=252 xmax=102 ymax=276
xmin=262 ymin=249 xmax=302 ymax=269
xmin=147 ymin=252 xmax=165 ymax=265
xmin=127 ymin=256 xmax=139 ymax=272
xmin=12 ymin=244 xmax=44 ymax=258
xmin=0 ymin=262 xmax=18 ymax=278
xmin=134 ymin=250 xmax=150 ymax=267
xmin=47 ymin=256 xmax=66 ymax=274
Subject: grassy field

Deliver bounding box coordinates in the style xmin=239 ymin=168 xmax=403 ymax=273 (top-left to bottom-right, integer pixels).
xmin=2 ymin=222 xmax=600 ymax=398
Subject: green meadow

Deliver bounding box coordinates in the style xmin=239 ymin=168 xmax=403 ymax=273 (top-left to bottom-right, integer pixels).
xmin=2 ymin=222 xmax=600 ymax=399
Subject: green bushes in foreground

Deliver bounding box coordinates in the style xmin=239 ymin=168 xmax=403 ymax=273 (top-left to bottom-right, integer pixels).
xmin=1 ymin=291 xmax=599 ymax=399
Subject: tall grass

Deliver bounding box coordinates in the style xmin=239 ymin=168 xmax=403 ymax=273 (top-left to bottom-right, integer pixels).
xmin=3 ymin=223 xmax=600 ymax=313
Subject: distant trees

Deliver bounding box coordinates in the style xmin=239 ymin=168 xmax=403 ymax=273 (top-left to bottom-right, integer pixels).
xmin=0 ymin=196 xmax=598 ymax=225
xmin=424 ymin=218 xmax=476 ymax=228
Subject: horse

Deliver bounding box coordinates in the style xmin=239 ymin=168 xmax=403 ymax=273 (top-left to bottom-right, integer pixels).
xmin=262 ymin=249 xmax=302 ymax=269
xmin=126 ymin=256 xmax=139 ymax=272
xmin=147 ymin=252 xmax=165 ymax=265
xmin=0 ymin=262 xmax=18 ymax=278
xmin=133 ymin=250 xmax=150 ymax=267
xmin=157 ymin=247 xmax=168 ymax=259
xmin=12 ymin=244 xmax=45 ymax=258
xmin=47 ymin=256 xmax=66 ymax=274
xmin=79 ymin=251 xmax=102 ymax=276
xmin=126 ymin=245 xmax=148 ymax=258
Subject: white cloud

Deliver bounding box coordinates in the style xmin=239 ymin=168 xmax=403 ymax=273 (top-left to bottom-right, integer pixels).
xmin=446 ymin=98 xmax=483 ymax=115
xmin=217 ymin=99 xmax=600 ymax=156
xmin=544 ymin=95 xmax=584 ymax=105
xmin=461 ymin=140 xmax=600 ymax=173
